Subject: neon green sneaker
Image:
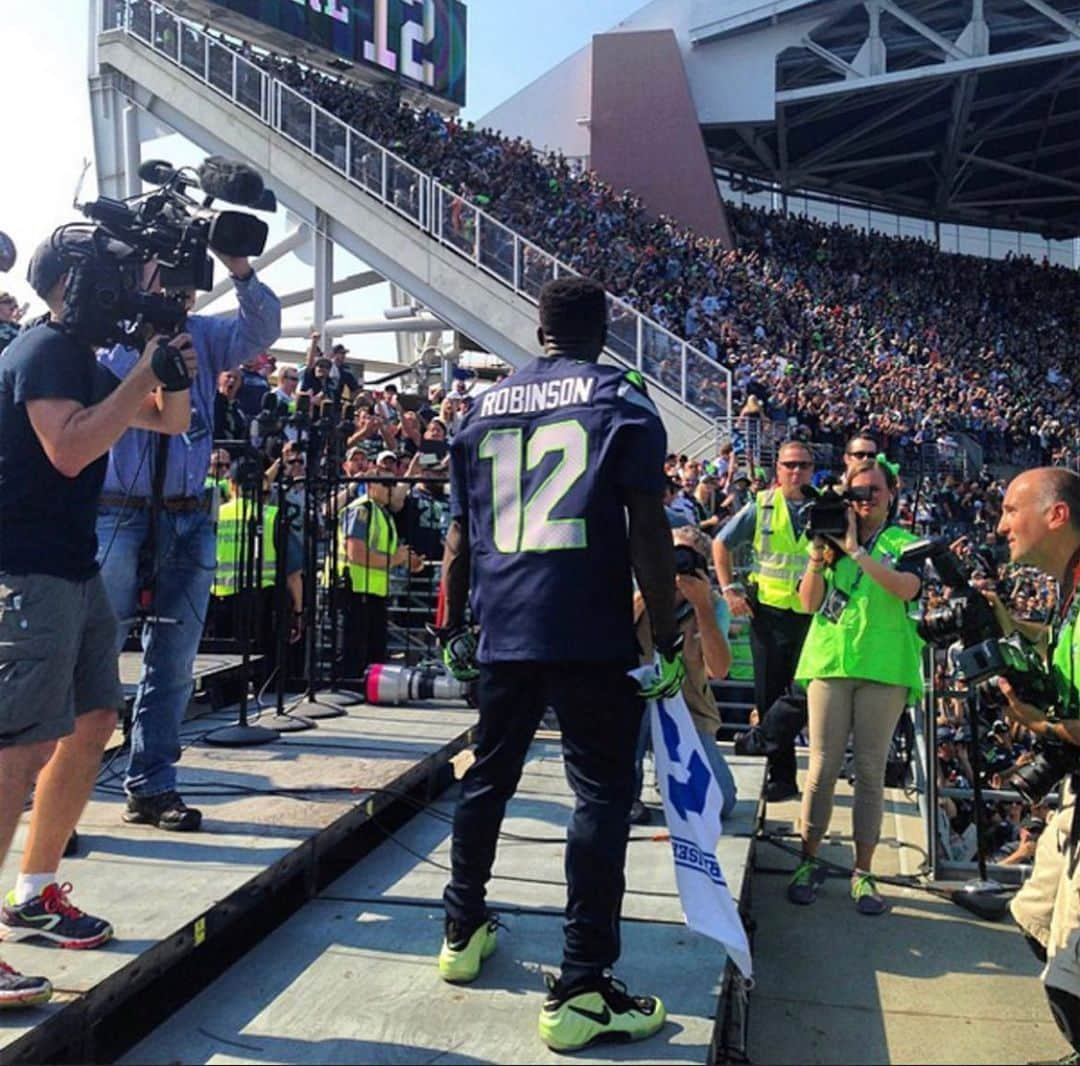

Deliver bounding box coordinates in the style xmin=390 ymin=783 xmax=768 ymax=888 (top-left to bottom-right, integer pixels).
xmin=786 ymin=857 xmax=827 ymax=905
xmin=538 ymin=973 xmax=666 ymax=1052
xmin=851 ymin=872 xmax=888 ymax=916
xmin=437 ymin=916 xmax=499 ymax=984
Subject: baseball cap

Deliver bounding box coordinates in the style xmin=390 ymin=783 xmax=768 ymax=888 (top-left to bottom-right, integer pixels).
xmin=345 ymin=445 xmax=365 ymax=461
xmin=1021 ymin=816 xmax=1046 ymax=835
xmin=376 ymin=450 xmax=398 ymax=466
xmin=331 ymin=343 xmax=349 ymax=355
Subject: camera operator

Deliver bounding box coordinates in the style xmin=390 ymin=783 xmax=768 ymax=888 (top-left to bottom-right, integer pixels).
xmin=787 ymin=457 xmax=924 ymax=915
xmin=993 ymin=468 xmax=1080 ymax=1058
xmin=96 ymin=249 xmax=280 ymax=832
xmin=712 ymin=440 xmax=815 ymax=801
xmin=0 ymin=235 xmax=193 ymax=1004
xmin=207 ymin=458 xmax=304 ymax=668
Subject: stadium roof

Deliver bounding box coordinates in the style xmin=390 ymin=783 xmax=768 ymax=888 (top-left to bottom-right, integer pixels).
xmin=691 ymin=0 xmax=1080 ymax=238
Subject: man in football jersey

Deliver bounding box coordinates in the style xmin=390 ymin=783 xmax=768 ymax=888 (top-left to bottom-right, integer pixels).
xmin=435 ymin=276 xmax=685 ymax=1052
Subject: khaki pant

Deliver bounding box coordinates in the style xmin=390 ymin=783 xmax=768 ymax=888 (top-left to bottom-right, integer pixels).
xmin=1012 ymin=779 xmax=1080 ymax=997
xmin=801 ymin=678 xmax=907 ymax=848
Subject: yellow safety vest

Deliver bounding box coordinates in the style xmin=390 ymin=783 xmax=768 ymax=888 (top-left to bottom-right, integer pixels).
xmin=343 ymin=496 xmax=397 ymax=598
xmin=750 ymin=488 xmax=809 ymax=613
xmin=212 ymin=498 xmax=279 ymax=597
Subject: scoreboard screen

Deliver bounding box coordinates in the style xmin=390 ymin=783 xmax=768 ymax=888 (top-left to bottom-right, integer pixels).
xmin=216 ymin=0 xmax=467 ymax=107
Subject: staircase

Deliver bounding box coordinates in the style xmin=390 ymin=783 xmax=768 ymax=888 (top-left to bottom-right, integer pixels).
xmin=94 ymin=1 xmax=733 ymax=453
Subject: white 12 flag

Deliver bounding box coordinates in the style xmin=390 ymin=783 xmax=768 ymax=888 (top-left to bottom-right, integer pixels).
xmin=645 ymin=684 xmax=752 ymax=980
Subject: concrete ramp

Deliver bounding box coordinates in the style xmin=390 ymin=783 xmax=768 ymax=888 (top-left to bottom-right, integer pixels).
xmin=95 ymin=10 xmax=728 ymax=453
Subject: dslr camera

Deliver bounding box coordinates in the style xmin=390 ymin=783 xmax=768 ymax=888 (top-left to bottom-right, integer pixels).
xmin=800 ymin=481 xmax=875 ymax=538
xmin=900 ymin=538 xmax=1070 ymax=802
xmin=54 ymin=156 xmax=274 ymax=348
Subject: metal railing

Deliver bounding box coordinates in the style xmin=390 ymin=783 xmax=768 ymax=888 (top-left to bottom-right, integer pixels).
xmin=100 ymin=0 xmax=734 ymax=433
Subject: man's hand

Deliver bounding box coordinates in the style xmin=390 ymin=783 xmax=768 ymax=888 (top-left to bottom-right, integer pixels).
xmin=638 ymin=634 xmax=686 ymax=700
xmin=998 ymin=677 xmax=1047 ymax=732
xmin=676 ymin=573 xmax=713 ymax=612
xmin=213 ymin=251 xmax=253 ymax=280
xmin=142 ymin=333 xmax=196 ymax=391
xmin=723 ymin=585 xmax=754 ymax=618
xmin=437 ymin=625 xmax=479 ymax=682
xmin=981 ymin=589 xmax=1015 ymax=636
xmin=288 ymin=611 xmax=304 ymax=644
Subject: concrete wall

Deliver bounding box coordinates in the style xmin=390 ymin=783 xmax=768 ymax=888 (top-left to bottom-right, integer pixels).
xmin=589 ymin=29 xmax=732 ymax=243
xmin=477 ymin=44 xmax=592 ymax=159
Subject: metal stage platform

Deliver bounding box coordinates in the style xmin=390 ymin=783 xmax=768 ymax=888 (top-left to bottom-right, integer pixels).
xmin=0 ymin=699 xmax=477 ymax=1065
xmin=0 ymin=714 xmax=762 ymax=1065
xmin=120 ymin=742 xmax=764 ymax=1065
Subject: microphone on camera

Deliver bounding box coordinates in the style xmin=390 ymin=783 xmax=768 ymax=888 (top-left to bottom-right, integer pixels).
xmin=138 ymin=159 xmax=178 ymax=186
xmin=197 ymin=157 xmax=265 ymax=208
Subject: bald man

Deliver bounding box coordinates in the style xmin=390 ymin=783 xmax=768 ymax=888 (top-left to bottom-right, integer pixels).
xmin=992 ymin=467 xmax=1080 ymax=1060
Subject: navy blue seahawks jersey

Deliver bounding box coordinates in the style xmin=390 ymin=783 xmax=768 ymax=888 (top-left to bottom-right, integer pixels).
xmin=449 ymin=356 xmax=667 ymax=664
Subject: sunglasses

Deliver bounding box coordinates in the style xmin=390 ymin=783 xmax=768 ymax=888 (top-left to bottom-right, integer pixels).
xmin=778 ymin=461 xmax=813 ymax=470
xmin=847 ymin=450 xmax=877 ymax=460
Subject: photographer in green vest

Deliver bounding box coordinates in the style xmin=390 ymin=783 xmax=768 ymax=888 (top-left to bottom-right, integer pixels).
xmin=788 ymin=457 xmax=924 ymax=916
xmin=713 ymin=440 xmax=815 ymax=801
xmin=995 ymin=468 xmax=1080 ymax=1060
xmin=339 ymin=457 xmax=425 ymax=683
xmin=208 ymin=459 xmax=304 ymax=660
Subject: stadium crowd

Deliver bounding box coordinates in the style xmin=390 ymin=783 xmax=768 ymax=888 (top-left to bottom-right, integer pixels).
xmin=219 ymin=45 xmax=1080 ymax=472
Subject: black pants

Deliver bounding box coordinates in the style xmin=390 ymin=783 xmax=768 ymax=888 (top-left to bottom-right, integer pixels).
xmin=749 ymin=602 xmax=812 ymax=786
xmin=340 ymin=591 xmax=388 ymax=683
xmin=444 ymin=661 xmax=642 ymax=985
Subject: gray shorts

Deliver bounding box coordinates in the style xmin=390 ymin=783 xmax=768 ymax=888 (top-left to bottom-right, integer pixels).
xmin=0 ymin=571 xmax=123 ymax=748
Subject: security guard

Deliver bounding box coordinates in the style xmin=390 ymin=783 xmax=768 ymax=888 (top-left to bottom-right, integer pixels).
xmin=993 ymin=468 xmax=1080 ymax=1060
xmin=713 ymin=440 xmax=815 ymax=801
xmin=208 ymin=460 xmax=303 ymax=660
xmin=339 ymin=461 xmax=423 ymax=683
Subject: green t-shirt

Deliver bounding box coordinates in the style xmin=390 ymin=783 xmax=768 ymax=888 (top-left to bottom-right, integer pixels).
xmin=1051 ymin=604 xmax=1080 ymax=720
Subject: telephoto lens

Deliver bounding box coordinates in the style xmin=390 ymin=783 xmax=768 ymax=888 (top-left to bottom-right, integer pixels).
xmin=363 ymin=664 xmax=471 ymax=706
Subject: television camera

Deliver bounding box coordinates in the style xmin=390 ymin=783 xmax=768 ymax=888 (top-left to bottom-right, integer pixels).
xmin=53 ymin=156 xmax=275 ymax=348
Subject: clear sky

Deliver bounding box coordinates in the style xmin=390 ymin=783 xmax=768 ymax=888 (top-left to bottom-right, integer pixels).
xmin=0 ymin=0 xmax=645 ymax=361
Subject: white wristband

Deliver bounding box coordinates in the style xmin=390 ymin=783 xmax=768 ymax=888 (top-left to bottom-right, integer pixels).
xmin=851 ymin=547 xmax=868 ymax=561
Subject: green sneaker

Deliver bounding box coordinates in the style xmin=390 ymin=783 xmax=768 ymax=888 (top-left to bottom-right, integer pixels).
xmin=851 ymin=872 xmax=887 ymax=916
xmin=437 ymin=916 xmax=499 ymax=984
xmin=786 ymin=857 xmax=827 ymax=906
xmin=538 ymin=973 xmax=666 ymax=1052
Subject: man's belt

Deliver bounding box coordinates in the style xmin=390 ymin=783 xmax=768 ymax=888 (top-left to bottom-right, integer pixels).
xmin=99 ymin=493 xmax=211 ymax=514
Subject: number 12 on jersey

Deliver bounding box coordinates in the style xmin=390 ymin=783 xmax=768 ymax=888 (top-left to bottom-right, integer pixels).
xmin=479 ymin=419 xmax=589 ymax=553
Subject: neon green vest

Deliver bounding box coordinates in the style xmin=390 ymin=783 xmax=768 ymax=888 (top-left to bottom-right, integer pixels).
xmin=794 ymin=525 xmax=925 ymax=703
xmin=212 ymin=498 xmax=278 ymax=596
xmin=344 ymin=497 xmax=397 ymax=597
xmin=204 ymin=476 xmax=231 ymax=503
xmin=750 ymin=489 xmax=809 ymax=612
xmin=728 ymin=619 xmax=755 ymax=681
xmin=1051 ymin=602 xmax=1080 ymax=720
